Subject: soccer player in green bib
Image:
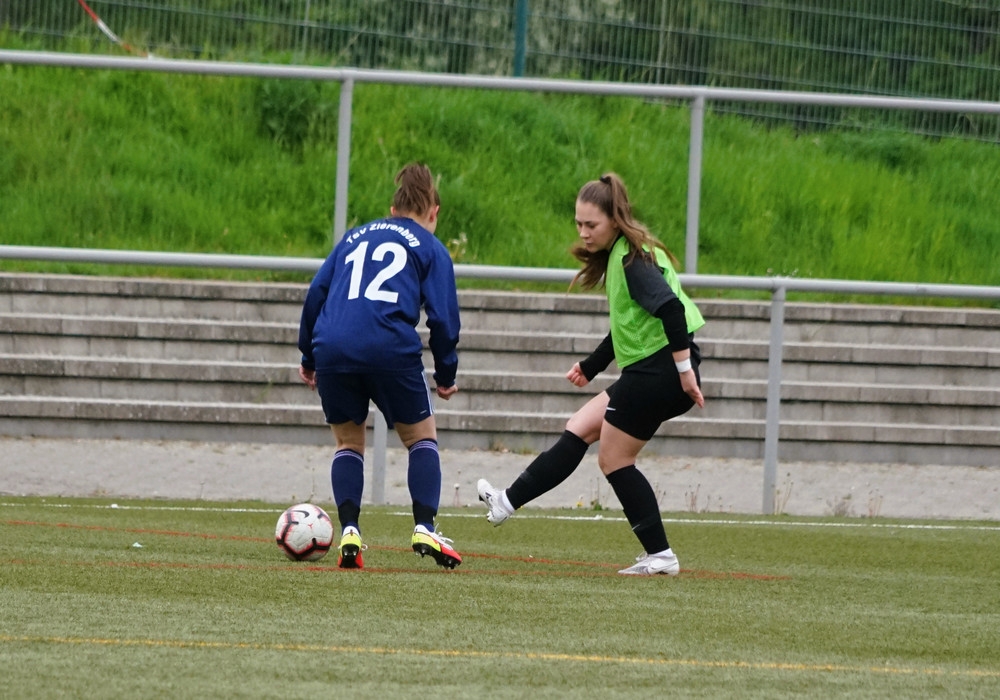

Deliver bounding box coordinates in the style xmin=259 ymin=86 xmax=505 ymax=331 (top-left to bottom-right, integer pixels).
xmin=478 ymin=172 xmax=705 ymax=575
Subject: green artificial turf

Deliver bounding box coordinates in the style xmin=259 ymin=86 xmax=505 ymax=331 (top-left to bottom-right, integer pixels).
xmin=1 ymin=498 xmax=998 ymax=698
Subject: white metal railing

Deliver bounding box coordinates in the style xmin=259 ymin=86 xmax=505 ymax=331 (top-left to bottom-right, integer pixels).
xmin=3 ymin=244 xmax=999 ymax=513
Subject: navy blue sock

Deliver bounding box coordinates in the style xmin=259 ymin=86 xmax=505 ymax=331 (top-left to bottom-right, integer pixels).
xmin=505 ymin=430 xmax=589 ymax=509
xmin=331 ymin=448 xmax=364 ymax=530
xmin=407 ymin=439 xmax=441 ymax=529
xmin=606 ymin=465 xmax=670 ymax=554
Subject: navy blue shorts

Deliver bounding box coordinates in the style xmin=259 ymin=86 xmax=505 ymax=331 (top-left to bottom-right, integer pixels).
xmin=315 ymin=371 xmax=433 ymax=428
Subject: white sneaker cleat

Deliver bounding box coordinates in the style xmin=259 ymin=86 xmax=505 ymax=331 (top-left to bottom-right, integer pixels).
xmin=477 ymin=479 xmax=514 ymax=526
xmin=618 ymin=549 xmax=680 ymax=576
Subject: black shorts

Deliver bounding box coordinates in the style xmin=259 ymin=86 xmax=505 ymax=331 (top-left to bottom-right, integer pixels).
xmin=604 ymin=343 xmax=701 ymax=441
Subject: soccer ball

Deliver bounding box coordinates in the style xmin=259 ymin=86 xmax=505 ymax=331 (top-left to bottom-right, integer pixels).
xmin=275 ymin=503 xmax=334 ymax=562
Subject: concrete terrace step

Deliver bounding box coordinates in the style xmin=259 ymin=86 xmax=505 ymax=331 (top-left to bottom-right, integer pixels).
xmin=0 ymin=355 xmax=303 ymax=404
xmin=0 ymin=396 xmax=326 ymax=444
xmin=454 ymin=332 xmax=999 ymax=383
xmin=0 ymin=354 xmax=296 ymax=384
xmin=0 ymin=273 xmax=307 ymax=322
xmin=462 ymin=292 xmax=1000 ymax=345
xmin=0 ymin=313 xmax=298 ymax=364
xmin=0 ymin=313 xmax=296 ymax=343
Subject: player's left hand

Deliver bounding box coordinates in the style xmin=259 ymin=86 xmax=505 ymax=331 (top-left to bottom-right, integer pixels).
xmin=679 ymin=370 xmax=704 ymax=408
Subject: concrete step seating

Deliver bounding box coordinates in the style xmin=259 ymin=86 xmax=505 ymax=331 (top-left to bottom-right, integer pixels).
xmin=1 ymin=272 xmax=998 ymax=467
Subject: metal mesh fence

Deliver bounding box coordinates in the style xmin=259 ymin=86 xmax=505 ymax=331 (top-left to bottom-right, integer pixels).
xmin=3 ymin=1 xmax=999 ymax=140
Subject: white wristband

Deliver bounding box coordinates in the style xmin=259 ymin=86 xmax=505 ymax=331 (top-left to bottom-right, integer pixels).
xmin=675 ymin=358 xmax=692 ymax=373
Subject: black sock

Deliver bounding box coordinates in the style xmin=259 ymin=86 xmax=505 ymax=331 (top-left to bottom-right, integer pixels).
xmin=412 ymin=502 xmax=437 ymax=528
xmin=505 ymin=430 xmax=589 ymax=509
xmin=337 ymin=501 xmax=361 ymax=531
xmin=606 ymin=465 xmax=669 ymax=554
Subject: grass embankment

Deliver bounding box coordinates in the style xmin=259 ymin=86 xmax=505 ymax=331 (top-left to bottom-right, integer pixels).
xmin=2 ymin=51 xmax=999 ymax=300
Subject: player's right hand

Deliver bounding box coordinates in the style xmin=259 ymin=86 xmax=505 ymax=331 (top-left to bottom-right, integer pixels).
xmin=298 ymin=365 xmax=317 ymax=390
xmin=565 ymin=362 xmax=589 ymax=388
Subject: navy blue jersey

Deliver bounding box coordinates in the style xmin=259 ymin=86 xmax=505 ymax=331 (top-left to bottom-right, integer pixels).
xmin=298 ymin=217 xmax=460 ymax=387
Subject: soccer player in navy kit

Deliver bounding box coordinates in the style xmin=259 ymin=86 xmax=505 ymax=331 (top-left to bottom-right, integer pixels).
xmin=478 ymin=172 xmax=705 ymax=575
xmin=298 ymin=163 xmax=462 ymax=569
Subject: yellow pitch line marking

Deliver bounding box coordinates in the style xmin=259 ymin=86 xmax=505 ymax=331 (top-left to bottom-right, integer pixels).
xmin=2 ymin=635 xmax=997 ymax=678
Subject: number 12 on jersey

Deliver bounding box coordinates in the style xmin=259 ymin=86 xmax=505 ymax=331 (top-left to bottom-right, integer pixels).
xmin=344 ymin=241 xmax=407 ymax=303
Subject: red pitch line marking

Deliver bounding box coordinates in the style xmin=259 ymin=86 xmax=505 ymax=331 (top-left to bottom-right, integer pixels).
xmin=3 ymin=556 xmax=787 ymax=580
xmin=379 ymin=543 xmax=617 ymax=568
xmin=1 ymin=557 xmax=616 ymax=577
xmin=352 ymin=544 xmax=788 ymax=579
xmin=3 ymin=520 xmax=788 ymax=580
xmin=7 ymin=558 xmax=266 ymax=572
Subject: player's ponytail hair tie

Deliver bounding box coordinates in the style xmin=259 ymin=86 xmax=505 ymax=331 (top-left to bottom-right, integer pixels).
xmin=599 ymin=175 xmax=612 ymax=185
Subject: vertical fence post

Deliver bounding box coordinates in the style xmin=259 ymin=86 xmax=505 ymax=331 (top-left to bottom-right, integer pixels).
xmin=333 ymin=77 xmax=353 ymax=245
xmin=685 ymin=94 xmax=705 ymax=275
xmin=300 ymin=0 xmax=311 ymax=57
xmin=762 ymin=284 xmax=786 ymax=514
xmin=513 ymin=0 xmax=529 ymax=77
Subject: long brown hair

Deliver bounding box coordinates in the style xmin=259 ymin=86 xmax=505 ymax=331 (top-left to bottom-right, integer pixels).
xmin=570 ymin=172 xmax=678 ymax=290
xmin=392 ymin=162 xmax=440 ymax=217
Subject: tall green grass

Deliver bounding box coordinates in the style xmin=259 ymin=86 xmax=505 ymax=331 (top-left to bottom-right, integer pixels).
xmin=2 ymin=48 xmax=1000 ymax=293
xmin=2 ymin=498 xmax=999 ymax=697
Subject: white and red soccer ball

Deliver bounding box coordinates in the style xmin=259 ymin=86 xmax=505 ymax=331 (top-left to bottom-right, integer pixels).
xmin=274 ymin=503 xmax=334 ymax=562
